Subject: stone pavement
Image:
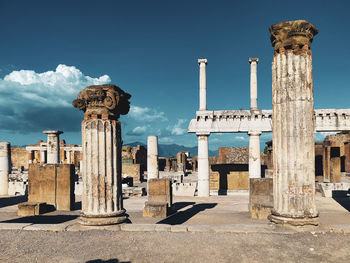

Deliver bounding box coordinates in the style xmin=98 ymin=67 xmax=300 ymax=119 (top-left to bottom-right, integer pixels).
xmin=0 ymin=193 xmax=349 ymax=234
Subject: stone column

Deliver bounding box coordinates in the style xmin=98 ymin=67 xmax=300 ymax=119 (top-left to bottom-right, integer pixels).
xmin=66 ymin=150 xmax=71 ymax=164
xmin=0 ymin=142 xmax=10 ymax=195
xmin=249 ymin=58 xmax=259 ymax=110
xmin=73 ymin=84 xmax=131 ymax=225
xmin=43 ymin=130 xmax=63 ymax=164
xmin=147 ymin=136 xmax=159 ymax=180
xmin=269 ymin=20 xmax=319 ymax=226
xmin=198 ymin=134 xmax=210 ymax=197
xmin=248 ymin=131 xmax=261 ymax=178
xmin=198 ymin=59 xmax=207 ymax=111
xmin=40 ymin=150 xmax=46 ymax=164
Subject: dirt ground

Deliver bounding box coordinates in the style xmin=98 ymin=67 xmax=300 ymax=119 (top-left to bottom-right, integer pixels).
xmin=0 ymin=230 xmax=350 ymax=263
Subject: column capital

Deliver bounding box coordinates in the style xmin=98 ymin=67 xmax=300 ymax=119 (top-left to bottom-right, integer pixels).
xmin=198 ymin=59 xmax=208 ymax=65
xmin=249 ymin=58 xmax=259 ymax=64
xmin=43 ymin=130 xmax=63 ymax=136
xmin=248 ymin=131 xmax=262 ymax=136
xmin=269 ymin=20 xmax=318 ymax=51
xmin=73 ymin=84 xmax=131 ymax=121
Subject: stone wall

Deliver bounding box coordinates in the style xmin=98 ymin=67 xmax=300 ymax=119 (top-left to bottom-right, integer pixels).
xmin=11 ymin=146 xmax=28 ymax=169
xmin=122 ymin=163 xmax=141 ymax=184
xmin=217 ymin=147 xmax=248 ymax=164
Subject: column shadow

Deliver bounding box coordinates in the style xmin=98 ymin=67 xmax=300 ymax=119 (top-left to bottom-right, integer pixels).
xmin=0 ymin=195 xmax=28 ymax=208
xmin=332 ymin=190 xmax=350 ymax=212
xmin=0 ymin=214 xmax=78 ymax=224
xmin=86 ymin=259 xmax=131 ymax=263
xmin=157 ymin=203 xmax=217 ymax=225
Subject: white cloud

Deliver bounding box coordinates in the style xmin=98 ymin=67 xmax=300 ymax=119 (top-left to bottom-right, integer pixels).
xmin=159 ymin=137 xmax=174 ymax=143
xmin=235 ymin=135 xmax=248 ymax=141
xmin=127 ymin=126 xmax=148 ymax=136
xmin=315 ymin=131 xmax=337 ymax=141
xmin=167 ymin=119 xmax=187 ymax=135
xmin=128 ymin=105 xmax=168 ymax=122
xmin=0 ymin=64 xmax=111 ymax=132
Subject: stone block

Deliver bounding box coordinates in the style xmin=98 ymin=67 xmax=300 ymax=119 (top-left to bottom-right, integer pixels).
xmin=148 ymin=178 xmax=172 ymax=206
xmin=28 ymin=164 xmax=75 ymax=211
xmin=249 ymin=178 xmax=273 ymax=219
xmin=227 ymin=171 xmax=249 ymax=190
xmin=264 ymin=169 xmax=273 ymax=178
xmin=143 ymin=201 xmax=168 ymax=218
xmin=18 ymin=202 xmax=47 ymax=216
xmin=122 ymin=163 xmax=141 ymax=183
xmin=319 ymin=182 xmax=350 ymax=197
xmin=172 ymin=182 xmax=197 ymax=196
xmin=209 ymin=172 xmax=219 ymax=190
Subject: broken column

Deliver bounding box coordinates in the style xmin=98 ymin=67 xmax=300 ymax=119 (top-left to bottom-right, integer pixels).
xmin=144 ymin=136 xmax=172 ymax=218
xmin=0 ymin=142 xmax=10 ymax=195
xmin=197 ymin=58 xmax=210 ymax=197
xmin=269 ymin=20 xmax=319 ymax=225
xmin=43 ymin=130 xmax=63 ymax=164
xmin=73 ymin=84 xmax=131 ymax=225
xmin=147 ymin=136 xmax=159 ymax=180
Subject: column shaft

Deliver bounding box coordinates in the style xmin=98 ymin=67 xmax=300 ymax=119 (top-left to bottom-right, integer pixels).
xmin=198 ymin=59 xmax=207 ymax=111
xmin=249 ymin=132 xmax=261 ymax=178
xmin=147 ymin=136 xmax=159 ymax=180
xmin=0 ymin=142 xmax=10 ymax=195
xmin=81 ymin=119 xmax=125 ymax=220
xmin=249 ymin=58 xmax=259 ymax=110
xmin=197 ymin=135 xmax=209 ymax=197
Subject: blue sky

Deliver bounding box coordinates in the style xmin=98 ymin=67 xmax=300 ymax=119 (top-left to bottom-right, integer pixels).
xmin=0 ymin=0 xmax=349 ymax=150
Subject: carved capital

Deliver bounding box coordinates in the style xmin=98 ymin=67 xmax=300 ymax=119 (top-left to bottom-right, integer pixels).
xmin=72 ymin=84 xmax=131 ymax=120
xmin=249 ymin=58 xmax=259 ymax=64
xmin=269 ymin=20 xmax=318 ymax=51
xmin=198 ymin=59 xmax=208 ymax=65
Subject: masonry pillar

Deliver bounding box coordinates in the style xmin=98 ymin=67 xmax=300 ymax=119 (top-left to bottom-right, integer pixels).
xmin=249 ymin=58 xmax=259 ymax=111
xmin=39 ymin=144 xmax=46 ymax=164
xmin=73 ymin=84 xmax=131 ymax=225
xmin=0 ymin=142 xmax=10 ymax=195
xmin=249 ymin=131 xmax=261 ymax=178
xmin=28 ymin=150 xmax=34 ymax=164
xmin=43 ymin=130 xmax=63 ymax=164
xmin=269 ymin=20 xmax=319 ymax=226
xmin=66 ymin=150 xmax=71 ymax=164
xmin=147 ymin=136 xmax=159 ymax=180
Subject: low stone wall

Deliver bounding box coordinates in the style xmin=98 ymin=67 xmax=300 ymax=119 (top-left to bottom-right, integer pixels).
xmin=249 ymin=178 xmax=273 ymax=219
xmin=11 ymin=146 xmax=28 ymax=169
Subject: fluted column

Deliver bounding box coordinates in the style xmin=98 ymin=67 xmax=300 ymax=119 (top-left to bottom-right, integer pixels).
xmin=198 ymin=134 xmax=209 ymax=196
xmin=73 ymin=84 xmax=131 ymax=225
xmin=269 ymin=20 xmax=319 ymax=226
xmin=0 ymin=142 xmax=10 ymax=195
xmin=198 ymin=59 xmax=207 ymax=111
xmin=43 ymin=130 xmax=63 ymax=164
xmin=147 ymin=136 xmax=159 ymax=180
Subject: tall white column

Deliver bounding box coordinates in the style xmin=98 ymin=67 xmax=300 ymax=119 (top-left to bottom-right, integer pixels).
xmin=0 ymin=142 xmax=10 ymax=195
xmin=198 ymin=134 xmax=209 ymax=197
xmin=43 ymin=130 xmax=63 ymax=164
xmin=269 ymin=20 xmax=319 ymax=226
xmin=147 ymin=136 xmax=159 ymax=180
xmin=249 ymin=58 xmax=259 ymax=110
xmin=198 ymin=59 xmax=207 ymax=111
xmin=73 ymin=84 xmax=131 ymax=225
xmin=248 ymin=131 xmax=261 ymax=178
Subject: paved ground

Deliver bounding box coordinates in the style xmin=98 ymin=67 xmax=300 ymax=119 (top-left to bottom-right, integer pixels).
xmin=0 ymin=193 xmax=350 ymax=262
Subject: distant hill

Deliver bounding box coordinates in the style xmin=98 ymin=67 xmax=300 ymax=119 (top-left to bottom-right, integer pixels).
xmin=124 ymin=141 xmax=218 ymax=158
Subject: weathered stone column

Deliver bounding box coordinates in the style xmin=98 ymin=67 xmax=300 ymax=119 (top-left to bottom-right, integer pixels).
xmin=73 ymin=84 xmax=131 ymax=225
xmin=39 ymin=148 xmax=46 ymax=164
xmin=269 ymin=20 xmax=319 ymax=225
xmin=28 ymin=150 xmax=34 ymax=164
xmin=198 ymin=133 xmax=210 ymax=197
xmin=248 ymin=131 xmax=261 ymax=178
xmin=43 ymin=130 xmax=63 ymax=164
xmin=147 ymin=136 xmax=159 ymax=180
xmin=198 ymin=59 xmax=207 ymax=111
xmin=66 ymin=150 xmax=71 ymax=164
xmin=249 ymin=58 xmax=259 ymax=111
xmin=0 ymin=142 xmax=10 ymax=195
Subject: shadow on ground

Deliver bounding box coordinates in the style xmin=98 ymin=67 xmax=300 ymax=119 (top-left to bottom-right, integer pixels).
xmin=333 ymin=190 xmax=350 ymax=212
xmin=86 ymin=259 xmax=131 ymax=263
xmin=157 ymin=203 xmax=217 ymax=225
xmin=0 ymin=195 xmax=27 ymax=208
xmin=1 ymin=214 xmax=78 ymax=224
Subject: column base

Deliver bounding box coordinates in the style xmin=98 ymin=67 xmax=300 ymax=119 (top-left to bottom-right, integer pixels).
xmin=269 ymin=212 xmax=319 ymax=226
xmin=78 ymin=209 xmax=127 ymax=226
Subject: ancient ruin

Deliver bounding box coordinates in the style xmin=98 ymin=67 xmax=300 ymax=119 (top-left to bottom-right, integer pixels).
xmin=73 ymin=84 xmax=131 ymax=225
